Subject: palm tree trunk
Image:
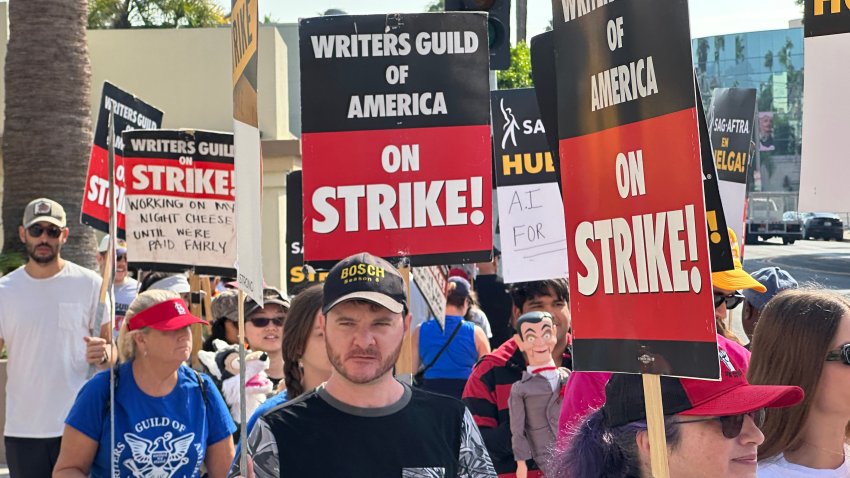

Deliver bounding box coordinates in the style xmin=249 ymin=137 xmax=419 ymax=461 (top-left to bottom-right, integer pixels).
xmin=516 ymin=0 xmax=527 ymax=44
xmin=2 ymin=0 xmax=96 ymax=269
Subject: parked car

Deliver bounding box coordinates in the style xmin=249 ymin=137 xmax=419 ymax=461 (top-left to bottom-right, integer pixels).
xmin=802 ymin=213 xmax=844 ymax=241
xmin=746 ymin=196 xmax=803 ymax=245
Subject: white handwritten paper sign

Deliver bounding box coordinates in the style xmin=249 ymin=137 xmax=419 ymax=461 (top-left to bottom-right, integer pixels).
xmin=122 ymin=129 xmax=236 ymax=276
xmin=497 ymin=183 xmax=568 ymax=282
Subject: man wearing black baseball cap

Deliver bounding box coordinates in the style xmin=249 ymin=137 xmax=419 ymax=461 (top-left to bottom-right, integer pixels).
xmin=237 ymin=252 xmax=497 ymax=478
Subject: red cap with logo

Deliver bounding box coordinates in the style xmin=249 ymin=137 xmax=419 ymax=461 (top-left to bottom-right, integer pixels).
xmin=128 ymin=298 xmax=209 ymax=331
xmin=603 ymin=337 xmax=804 ymax=426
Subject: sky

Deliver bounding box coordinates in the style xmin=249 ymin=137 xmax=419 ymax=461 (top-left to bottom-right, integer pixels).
xmin=218 ymin=0 xmax=804 ymax=40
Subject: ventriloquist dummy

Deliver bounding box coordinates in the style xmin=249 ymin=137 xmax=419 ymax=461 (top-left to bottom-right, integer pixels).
xmin=198 ymin=339 xmax=274 ymax=427
xmin=509 ymin=311 xmax=570 ymax=478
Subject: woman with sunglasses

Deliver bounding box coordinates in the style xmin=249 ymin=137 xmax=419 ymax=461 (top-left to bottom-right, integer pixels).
xmin=748 ymin=289 xmax=850 ymax=477
xmin=229 ymin=284 xmax=333 ymax=477
xmin=553 ymin=339 xmax=803 ymax=478
xmin=243 ymin=288 xmax=290 ymax=390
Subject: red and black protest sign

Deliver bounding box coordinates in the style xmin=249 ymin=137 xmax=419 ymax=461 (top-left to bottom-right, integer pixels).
xmin=122 ymin=129 xmax=236 ymax=276
xmin=299 ymin=13 xmax=493 ymax=265
xmin=530 ymin=31 xmax=560 ymax=162
xmin=81 ymin=82 xmax=164 ymax=237
xmin=554 ymin=0 xmax=717 ymax=378
xmin=285 ymin=170 xmax=328 ymax=294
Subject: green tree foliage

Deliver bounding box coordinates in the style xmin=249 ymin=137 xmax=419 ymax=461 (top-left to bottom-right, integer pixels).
xmin=0 ymin=252 xmax=25 ymax=276
xmin=88 ymin=0 xmax=226 ymax=29
xmin=425 ymin=0 xmax=444 ymax=12
xmin=497 ymin=41 xmax=532 ymax=89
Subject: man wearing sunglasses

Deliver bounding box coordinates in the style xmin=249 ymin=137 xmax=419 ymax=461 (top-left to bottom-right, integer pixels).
xmin=95 ymin=235 xmax=139 ymax=339
xmin=0 ymin=198 xmax=114 ymax=478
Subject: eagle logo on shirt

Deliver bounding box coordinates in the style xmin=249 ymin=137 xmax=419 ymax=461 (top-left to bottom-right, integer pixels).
xmin=123 ymin=431 xmax=196 ymax=478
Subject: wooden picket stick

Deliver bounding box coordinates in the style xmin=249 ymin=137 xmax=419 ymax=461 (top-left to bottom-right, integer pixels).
xmin=394 ymin=263 xmax=414 ymax=381
xmin=643 ymin=374 xmax=670 ymax=478
xmin=201 ymin=275 xmax=214 ymax=324
xmin=188 ymin=273 xmax=203 ymax=369
xmin=237 ymin=290 xmax=248 ymax=474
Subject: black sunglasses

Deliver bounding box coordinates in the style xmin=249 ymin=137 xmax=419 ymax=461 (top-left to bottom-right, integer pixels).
xmin=27 ymin=224 xmax=63 ymax=239
xmin=826 ymin=344 xmax=850 ymax=365
xmin=713 ymin=291 xmax=745 ymax=310
xmin=100 ymin=252 xmax=128 ymax=262
xmin=247 ymin=317 xmax=284 ymax=328
xmin=671 ymin=409 xmax=765 ymax=439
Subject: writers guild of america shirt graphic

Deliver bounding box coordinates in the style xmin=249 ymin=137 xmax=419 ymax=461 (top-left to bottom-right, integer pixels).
xmin=117 ymin=430 xmax=200 ymax=478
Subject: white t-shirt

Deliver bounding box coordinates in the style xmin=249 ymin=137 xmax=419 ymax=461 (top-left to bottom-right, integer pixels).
xmin=0 ymin=261 xmax=103 ymax=437
xmin=113 ymin=277 xmax=139 ymax=339
xmin=758 ymin=447 xmax=850 ymax=477
xmin=469 ymin=307 xmax=493 ymax=338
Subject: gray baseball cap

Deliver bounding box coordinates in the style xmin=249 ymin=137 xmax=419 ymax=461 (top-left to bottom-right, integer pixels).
xmin=211 ymin=289 xmax=240 ymax=322
xmin=22 ymin=198 xmax=66 ymax=228
xmin=741 ymin=267 xmax=798 ymax=311
xmin=245 ymin=287 xmax=290 ymax=317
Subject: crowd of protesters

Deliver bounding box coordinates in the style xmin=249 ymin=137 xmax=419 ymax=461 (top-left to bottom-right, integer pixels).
xmin=0 ymin=197 xmax=847 ymax=478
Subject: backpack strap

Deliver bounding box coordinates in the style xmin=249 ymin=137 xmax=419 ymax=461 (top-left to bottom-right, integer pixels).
xmin=193 ymin=369 xmax=210 ymax=407
xmin=103 ymin=365 xmax=121 ymax=419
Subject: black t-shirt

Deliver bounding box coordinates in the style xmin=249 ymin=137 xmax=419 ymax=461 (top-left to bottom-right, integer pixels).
xmin=242 ymin=382 xmax=497 ymax=478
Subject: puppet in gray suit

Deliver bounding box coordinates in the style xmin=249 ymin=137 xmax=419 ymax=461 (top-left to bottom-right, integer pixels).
xmin=509 ymin=311 xmax=570 ymax=478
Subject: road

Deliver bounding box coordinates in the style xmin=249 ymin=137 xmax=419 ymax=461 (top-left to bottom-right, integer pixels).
xmin=729 ymin=232 xmax=850 ymax=343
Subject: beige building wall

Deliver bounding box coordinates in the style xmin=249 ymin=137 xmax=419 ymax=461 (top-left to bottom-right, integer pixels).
xmin=0 ymin=4 xmax=303 ymax=287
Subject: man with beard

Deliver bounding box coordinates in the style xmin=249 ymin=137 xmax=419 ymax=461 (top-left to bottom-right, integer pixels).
xmin=0 ymin=198 xmax=113 ymax=478
xmin=239 ymin=252 xmax=497 ymax=478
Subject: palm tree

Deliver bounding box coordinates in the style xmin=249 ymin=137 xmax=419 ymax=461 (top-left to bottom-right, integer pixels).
xmin=2 ymin=0 xmax=96 ymax=268
xmin=516 ymin=0 xmax=527 ymax=43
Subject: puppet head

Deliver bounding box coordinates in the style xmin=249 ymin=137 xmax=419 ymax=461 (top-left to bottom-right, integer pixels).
xmin=513 ymin=311 xmax=558 ymax=367
xmin=198 ymin=339 xmax=274 ymax=423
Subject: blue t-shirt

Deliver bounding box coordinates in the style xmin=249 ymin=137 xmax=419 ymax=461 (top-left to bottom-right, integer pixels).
xmin=419 ymin=315 xmax=478 ymax=380
xmin=66 ymin=362 xmax=236 ymax=478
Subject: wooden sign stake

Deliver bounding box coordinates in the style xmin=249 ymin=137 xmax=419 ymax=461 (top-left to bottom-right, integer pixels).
xmin=395 ymin=263 xmax=414 ymax=382
xmin=188 ymin=273 xmax=203 ymax=369
xmin=643 ymin=374 xmax=670 ymax=478
xmin=201 ymin=275 xmax=215 ymax=324
xmin=237 ymin=290 xmax=248 ymax=474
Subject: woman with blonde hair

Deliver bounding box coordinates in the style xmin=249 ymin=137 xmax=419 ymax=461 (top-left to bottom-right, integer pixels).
xmin=54 ymin=290 xmax=236 ymax=478
xmin=748 ymin=288 xmax=850 ymax=477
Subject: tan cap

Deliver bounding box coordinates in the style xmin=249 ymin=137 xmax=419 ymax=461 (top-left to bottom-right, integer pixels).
xmin=22 ymin=198 xmax=66 ymax=228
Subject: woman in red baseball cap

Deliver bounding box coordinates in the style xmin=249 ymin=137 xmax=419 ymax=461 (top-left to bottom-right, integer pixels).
xmin=553 ymin=339 xmax=803 ymax=478
xmin=54 ymin=290 xmax=236 ymax=478
xmin=748 ymin=289 xmax=850 ymax=477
